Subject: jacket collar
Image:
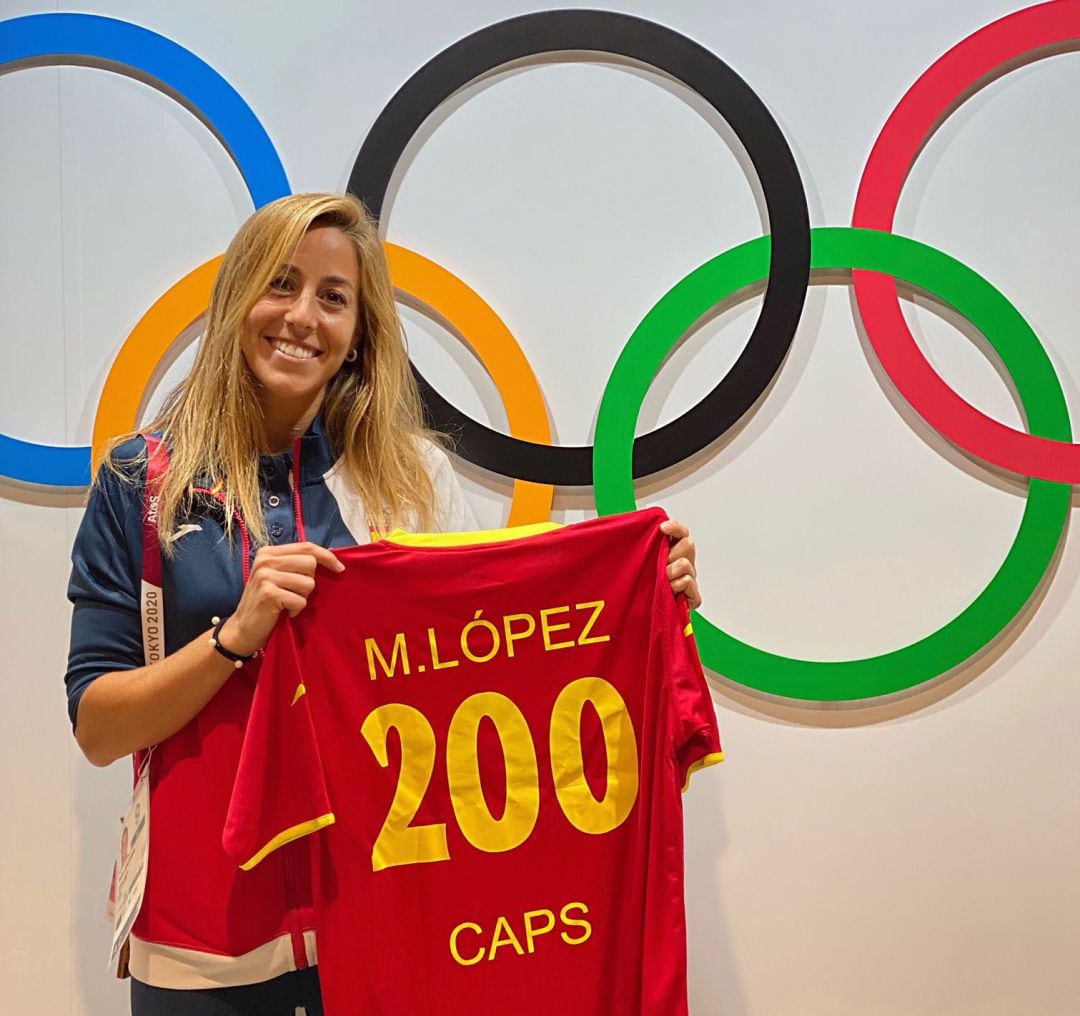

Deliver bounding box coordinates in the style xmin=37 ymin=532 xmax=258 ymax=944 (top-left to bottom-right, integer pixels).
xmin=294 ymin=412 xmax=336 ymax=483
xmin=193 ymin=414 xmax=337 ymax=490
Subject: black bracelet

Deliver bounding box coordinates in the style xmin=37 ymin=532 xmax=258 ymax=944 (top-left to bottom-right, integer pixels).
xmin=208 ymin=616 xmax=257 ymax=668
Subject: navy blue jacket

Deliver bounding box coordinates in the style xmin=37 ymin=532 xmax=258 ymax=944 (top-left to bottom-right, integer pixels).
xmin=65 ymin=418 xmax=473 ymax=726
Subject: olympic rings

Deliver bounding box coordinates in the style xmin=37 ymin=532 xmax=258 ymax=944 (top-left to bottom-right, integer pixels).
xmin=91 ymin=247 xmax=555 ymax=526
xmin=853 ymin=1 xmax=1080 ymax=483
xmin=0 ymin=12 xmax=290 ymax=487
xmin=349 ymin=9 xmax=811 ymax=486
xmin=6 ymin=7 xmax=1079 ymax=704
xmin=594 ymin=226 xmax=1071 ymax=701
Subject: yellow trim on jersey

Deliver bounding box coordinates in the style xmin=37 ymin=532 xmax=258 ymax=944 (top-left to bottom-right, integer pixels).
xmin=376 ymin=522 xmax=562 ymax=547
xmin=291 ymin=682 xmax=306 ymax=706
xmin=239 ymin=813 xmax=336 ymax=871
xmin=681 ymin=752 xmax=725 ymax=793
xmin=684 ymin=621 xmax=694 ymax=636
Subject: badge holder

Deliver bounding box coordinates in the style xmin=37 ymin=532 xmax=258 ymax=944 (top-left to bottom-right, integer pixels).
xmin=108 ymin=748 xmax=152 ymax=977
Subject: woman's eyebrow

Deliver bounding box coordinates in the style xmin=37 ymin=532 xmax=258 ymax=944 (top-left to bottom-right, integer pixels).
xmin=277 ymin=265 xmax=356 ymax=290
xmin=323 ymin=275 xmax=357 ymax=290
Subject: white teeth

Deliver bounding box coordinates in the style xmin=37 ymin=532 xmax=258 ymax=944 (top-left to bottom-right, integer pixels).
xmin=272 ymin=340 xmax=317 ymax=360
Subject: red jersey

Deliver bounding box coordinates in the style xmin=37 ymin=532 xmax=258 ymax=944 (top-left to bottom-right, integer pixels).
xmin=223 ymin=508 xmax=722 ymax=1014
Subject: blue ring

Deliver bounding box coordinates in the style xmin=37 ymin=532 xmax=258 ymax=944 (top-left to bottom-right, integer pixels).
xmin=0 ymin=13 xmax=291 ymax=487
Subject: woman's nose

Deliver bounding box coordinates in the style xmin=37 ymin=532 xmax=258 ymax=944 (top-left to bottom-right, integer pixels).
xmin=284 ymin=290 xmax=318 ymax=332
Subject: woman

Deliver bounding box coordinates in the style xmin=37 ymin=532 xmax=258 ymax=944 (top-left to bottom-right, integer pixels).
xmin=66 ymin=192 xmax=701 ymax=1015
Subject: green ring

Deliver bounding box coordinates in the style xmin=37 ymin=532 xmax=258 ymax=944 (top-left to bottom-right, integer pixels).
xmin=594 ymin=226 xmax=1071 ymax=701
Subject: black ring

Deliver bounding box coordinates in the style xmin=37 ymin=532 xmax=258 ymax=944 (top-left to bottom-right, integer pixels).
xmin=350 ymin=10 xmax=810 ymax=485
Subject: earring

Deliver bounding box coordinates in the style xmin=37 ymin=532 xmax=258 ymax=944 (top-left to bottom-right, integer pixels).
xmin=345 ymin=348 xmax=358 ymax=362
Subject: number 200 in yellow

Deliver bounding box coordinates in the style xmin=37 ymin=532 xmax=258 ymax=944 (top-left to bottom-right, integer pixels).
xmin=360 ymin=677 xmax=639 ymax=872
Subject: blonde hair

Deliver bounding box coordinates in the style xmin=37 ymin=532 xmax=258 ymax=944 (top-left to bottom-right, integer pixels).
xmin=106 ymin=192 xmax=439 ymax=549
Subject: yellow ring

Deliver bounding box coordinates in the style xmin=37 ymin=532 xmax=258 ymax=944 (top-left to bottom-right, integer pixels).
xmin=384 ymin=243 xmax=553 ymax=525
xmin=92 ymin=247 xmax=554 ymax=525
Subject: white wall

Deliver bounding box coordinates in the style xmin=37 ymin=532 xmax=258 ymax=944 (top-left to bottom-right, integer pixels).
xmin=2 ymin=1 xmax=1078 ymax=1012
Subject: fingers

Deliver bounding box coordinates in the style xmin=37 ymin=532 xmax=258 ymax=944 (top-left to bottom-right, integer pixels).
xmin=247 ymin=558 xmax=320 ymax=619
xmin=668 ymin=570 xmax=703 ymax=611
xmin=306 ymin=543 xmax=346 ymax=573
xmin=252 ymin=542 xmax=345 ymax=573
xmin=247 ymin=543 xmax=343 ymax=618
xmin=666 ymin=536 xmax=696 ymax=568
xmin=660 ymin=519 xmax=690 ymax=541
xmin=666 ymin=557 xmax=695 ymax=583
xmin=244 ymin=584 xmax=310 ymax=619
xmin=227 ymin=568 xmax=315 ymax=649
xmin=662 ymin=519 xmax=696 ymax=567
xmin=226 ymin=544 xmax=343 ymax=654
xmin=253 ymin=569 xmax=316 ymax=601
xmin=251 ymin=553 xmax=319 ymax=579
xmin=219 ymin=576 xmax=310 ymax=654
xmin=279 ymin=590 xmax=312 ymax=618
xmin=662 ymin=520 xmax=702 ymax=610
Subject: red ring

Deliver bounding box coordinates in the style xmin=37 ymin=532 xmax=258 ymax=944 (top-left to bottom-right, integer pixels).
xmin=853 ymin=0 xmax=1080 ymax=482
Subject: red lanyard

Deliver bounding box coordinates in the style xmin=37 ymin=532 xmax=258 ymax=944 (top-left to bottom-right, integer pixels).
xmin=133 ymin=436 xmax=305 ymax=777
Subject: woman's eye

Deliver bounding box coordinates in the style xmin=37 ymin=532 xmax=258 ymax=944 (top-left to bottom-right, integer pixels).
xmin=268 ymin=276 xmax=292 ymax=293
xmin=323 ymin=290 xmax=347 ymax=306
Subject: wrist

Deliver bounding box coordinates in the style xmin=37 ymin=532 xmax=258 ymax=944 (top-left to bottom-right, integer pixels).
xmin=211 ymin=616 xmax=261 ymax=664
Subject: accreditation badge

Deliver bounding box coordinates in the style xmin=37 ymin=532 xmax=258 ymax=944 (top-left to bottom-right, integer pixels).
xmin=108 ymin=757 xmax=150 ymax=975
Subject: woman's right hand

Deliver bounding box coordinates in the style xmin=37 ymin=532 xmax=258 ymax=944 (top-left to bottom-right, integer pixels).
xmin=220 ymin=542 xmax=344 ymax=656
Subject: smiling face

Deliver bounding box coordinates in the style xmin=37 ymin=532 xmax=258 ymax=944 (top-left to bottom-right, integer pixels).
xmin=240 ymin=226 xmax=361 ymax=438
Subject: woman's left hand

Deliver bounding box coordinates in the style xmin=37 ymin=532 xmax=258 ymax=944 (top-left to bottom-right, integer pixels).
xmin=660 ymin=519 xmax=702 ymax=611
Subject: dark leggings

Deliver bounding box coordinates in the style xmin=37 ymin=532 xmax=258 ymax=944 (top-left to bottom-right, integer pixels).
xmin=130 ymin=968 xmax=323 ymax=1015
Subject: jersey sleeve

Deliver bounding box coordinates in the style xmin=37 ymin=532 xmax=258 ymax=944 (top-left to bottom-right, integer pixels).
xmin=223 ymin=617 xmax=335 ymax=870
xmin=65 ymin=447 xmax=146 ymax=729
xmin=657 ymin=573 xmax=724 ymax=791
